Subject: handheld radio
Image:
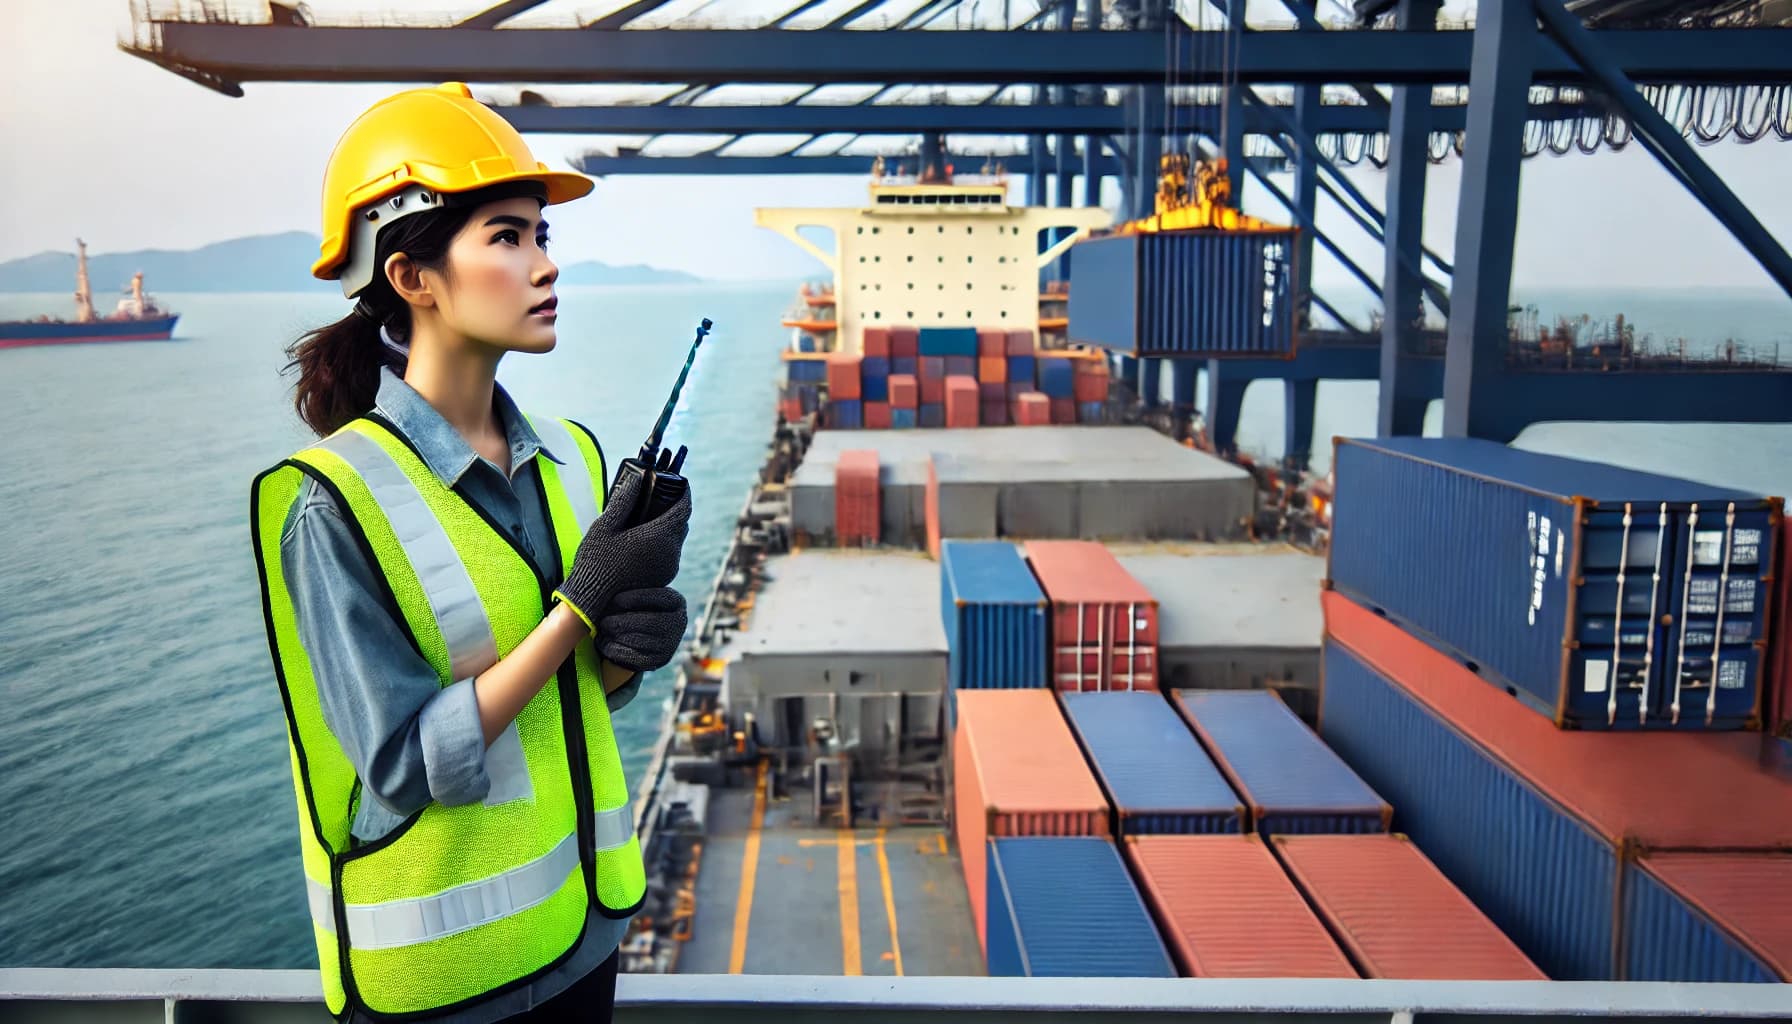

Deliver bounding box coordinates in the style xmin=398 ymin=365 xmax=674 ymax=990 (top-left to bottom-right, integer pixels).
xmin=610 ymin=317 xmax=713 ymax=528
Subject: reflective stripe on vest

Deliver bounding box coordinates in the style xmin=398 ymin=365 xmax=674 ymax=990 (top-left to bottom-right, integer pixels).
xmin=528 ymin=414 xmax=600 ymax=534
xmin=314 ymin=428 xmax=534 ymax=806
xmin=305 ymin=803 xmax=635 ymax=949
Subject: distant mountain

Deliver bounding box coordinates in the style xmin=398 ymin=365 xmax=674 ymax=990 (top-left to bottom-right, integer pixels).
xmin=0 ymin=233 xmax=702 ymax=292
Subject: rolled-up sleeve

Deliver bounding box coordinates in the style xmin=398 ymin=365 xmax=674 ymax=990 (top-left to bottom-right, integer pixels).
xmin=280 ymin=482 xmax=492 ymax=822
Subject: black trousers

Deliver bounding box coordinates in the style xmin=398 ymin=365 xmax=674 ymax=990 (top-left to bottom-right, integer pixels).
xmin=512 ymin=948 xmax=620 ymax=1022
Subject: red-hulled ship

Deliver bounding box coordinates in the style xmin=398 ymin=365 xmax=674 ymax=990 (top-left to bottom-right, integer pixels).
xmin=0 ymin=239 xmax=180 ymax=349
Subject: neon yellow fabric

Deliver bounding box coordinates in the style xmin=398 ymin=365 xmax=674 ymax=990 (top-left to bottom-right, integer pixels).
xmin=250 ymin=413 xmax=643 ymax=1019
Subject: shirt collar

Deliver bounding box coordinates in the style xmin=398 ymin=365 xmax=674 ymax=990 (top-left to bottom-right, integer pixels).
xmin=372 ymin=364 xmax=563 ymax=488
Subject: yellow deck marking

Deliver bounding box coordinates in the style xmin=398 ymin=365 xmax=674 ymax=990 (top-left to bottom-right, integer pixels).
xmin=877 ymin=828 xmax=905 ymax=976
xmin=837 ymin=829 xmax=863 ymax=975
xmin=728 ymin=761 xmax=768 ymax=974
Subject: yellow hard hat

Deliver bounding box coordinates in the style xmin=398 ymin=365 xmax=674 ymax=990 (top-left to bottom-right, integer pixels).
xmin=312 ymin=82 xmax=593 ymax=298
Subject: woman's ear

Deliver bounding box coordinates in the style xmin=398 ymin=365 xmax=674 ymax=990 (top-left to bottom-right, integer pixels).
xmin=384 ymin=252 xmax=437 ymax=310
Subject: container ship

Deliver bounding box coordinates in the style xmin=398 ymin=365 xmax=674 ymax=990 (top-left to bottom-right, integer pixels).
xmin=0 ymin=239 xmax=179 ymax=349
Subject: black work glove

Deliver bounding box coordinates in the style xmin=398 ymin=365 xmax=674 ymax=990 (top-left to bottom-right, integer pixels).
xmin=552 ymin=470 xmax=692 ymax=637
xmin=596 ymin=587 xmax=689 ymax=673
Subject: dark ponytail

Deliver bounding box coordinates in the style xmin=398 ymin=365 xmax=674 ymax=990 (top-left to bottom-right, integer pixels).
xmin=284 ymin=200 xmax=481 ymax=437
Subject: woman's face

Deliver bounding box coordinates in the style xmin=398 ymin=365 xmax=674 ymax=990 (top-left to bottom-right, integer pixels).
xmin=429 ymin=195 xmax=561 ymax=355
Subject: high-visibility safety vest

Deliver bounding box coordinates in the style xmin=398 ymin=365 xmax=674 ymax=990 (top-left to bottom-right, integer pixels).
xmin=248 ymin=409 xmax=645 ymax=1019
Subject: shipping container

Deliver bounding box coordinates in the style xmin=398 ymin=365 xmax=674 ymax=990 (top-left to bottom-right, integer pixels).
xmin=953 ymin=690 xmax=1110 ymax=952
xmin=940 ymin=540 xmax=1050 ymax=693
xmin=946 ymin=376 xmax=979 ymax=429
xmin=892 ymin=356 xmax=918 ymax=376
xmin=1049 ymin=397 xmax=1076 ymax=425
xmin=1273 ymin=834 xmax=1547 ymax=980
xmin=827 ymin=399 xmax=862 ymax=430
xmin=920 ymin=375 xmax=946 ymax=405
xmin=919 ymin=403 xmax=945 ymax=429
xmin=888 ymin=374 xmax=918 ymax=409
xmin=925 ymin=456 xmax=941 ymax=560
xmin=784 ymin=353 xmax=830 ymax=384
xmin=1024 ymin=540 xmax=1160 ymax=692
xmin=1066 ymin=229 xmax=1297 ymax=358
xmin=1320 ymin=591 xmax=1792 ymax=980
xmin=1123 ymin=835 xmax=1356 ymax=978
xmin=977 ymin=328 xmax=1007 ymax=357
xmin=891 ymin=408 xmax=917 ymax=430
xmin=862 ymin=355 xmax=890 ymax=379
xmin=1623 ymin=852 xmax=1792 ymax=982
xmin=1037 ymin=356 xmax=1075 ymax=398
xmin=1774 ymin=517 xmax=1791 ymax=738
xmin=864 ymin=401 xmax=892 ymax=430
xmin=1006 ymin=355 xmax=1036 ymax=386
xmin=1078 ymin=401 xmax=1105 ymax=424
xmin=834 ymin=449 xmax=879 ymax=546
xmin=1013 ymin=392 xmax=1050 ymax=427
xmin=978 ymin=381 xmax=1006 ymax=404
xmin=945 ymin=355 xmax=976 ymax=378
xmin=861 ymin=325 xmax=890 ymax=357
xmin=985 ymin=837 xmax=1177 ymax=978
xmin=862 ymin=375 xmax=889 ymax=403
xmin=920 ymin=356 xmax=946 ymax=380
xmin=981 ymin=400 xmax=1009 ymax=427
xmin=1173 ymin=689 xmax=1390 ymax=834
xmin=1060 ymin=691 xmax=1245 ymax=834
xmin=826 ymin=353 xmax=862 ymax=401
xmin=890 ymin=325 xmax=919 ymax=358
xmin=978 ymin=357 xmax=1008 ymax=383
xmin=1329 ymin=436 xmax=1780 ymax=730
xmin=920 ymin=326 xmax=978 ymax=358
xmin=1005 ymin=328 xmax=1034 ymax=356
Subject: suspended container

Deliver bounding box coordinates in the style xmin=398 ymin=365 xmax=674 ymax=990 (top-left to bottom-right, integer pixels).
xmin=1173 ymin=689 xmax=1389 ymax=835
xmin=985 ymin=837 xmax=1176 ymax=978
xmin=1320 ymin=591 xmax=1792 ymax=980
xmin=1061 ymin=691 xmax=1245 ymax=835
xmin=1065 ymin=229 xmax=1297 ymax=358
xmin=1328 ymin=436 xmax=1780 ymax=731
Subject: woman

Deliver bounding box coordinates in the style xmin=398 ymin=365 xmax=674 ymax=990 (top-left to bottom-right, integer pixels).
xmin=248 ymin=82 xmax=691 ymax=1022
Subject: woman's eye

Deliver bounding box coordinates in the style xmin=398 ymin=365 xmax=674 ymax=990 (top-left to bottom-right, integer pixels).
xmin=494 ymin=230 xmax=519 ymax=245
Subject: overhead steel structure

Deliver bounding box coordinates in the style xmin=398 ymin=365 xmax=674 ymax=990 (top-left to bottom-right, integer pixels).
xmin=123 ymin=0 xmax=1792 ymax=466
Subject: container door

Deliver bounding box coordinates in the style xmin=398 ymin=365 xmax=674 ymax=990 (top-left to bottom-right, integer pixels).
xmin=1575 ymin=506 xmax=1674 ymax=727
xmin=1661 ymin=503 xmax=1773 ymax=729
xmin=1053 ymin=600 xmax=1108 ymax=692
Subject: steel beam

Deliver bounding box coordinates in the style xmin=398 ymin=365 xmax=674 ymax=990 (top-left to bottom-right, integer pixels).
xmin=1441 ymin=0 xmax=1532 ymax=440
xmin=126 ymin=23 xmax=1792 ymax=87
xmin=572 ymin=153 xmax=1125 ymax=175
xmin=1461 ymin=371 xmax=1792 ymax=442
xmin=1379 ymin=0 xmax=1440 ymax=438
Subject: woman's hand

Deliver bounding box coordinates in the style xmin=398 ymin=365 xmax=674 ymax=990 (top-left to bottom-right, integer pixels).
xmin=550 ymin=470 xmax=692 ymax=635
xmin=595 ymin=587 xmax=689 ymax=673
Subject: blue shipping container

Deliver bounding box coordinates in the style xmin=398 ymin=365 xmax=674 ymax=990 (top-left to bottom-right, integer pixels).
xmin=1173 ymin=689 xmax=1390 ymax=834
xmin=786 ymin=359 xmax=828 ymax=384
xmin=891 ymin=408 xmax=917 ymax=429
xmin=862 ymin=356 xmax=891 ymax=379
xmin=828 ymin=399 xmax=862 ymax=430
xmin=1037 ymin=357 xmax=1075 ymax=398
xmin=985 ymin=838 xmax=1177 ymax=978
xmin=1320 ymin=641 xmax=1618 ymax=979
xmin=1066 ymin=230 xmax=1297 ymax=358
xmin=1078 ymin=401 xmax=1106 ymax=424
xmin=861 ymin=375 xmax=889 ymax=402
xmin=919 ymin=403 xmax=946 ymax=428
xmin=1059 ymin=692 xmax=1245 ymax=834
xmin=940 ymin=540 xmax=1049 ymax=693
xmin=892 ymin=356 xmax=918 ymax=376
xmin=1623 ymin=854 xmax=1790 ymax=983
xmin=1006 ymin=355 xmax=1036 ymax=386
xmin=1329 ymin=436 xmax=1779 ymax=730
xmin=944 ymin=355 xmax=976 ymax=378
xmin=919 ymin=326 xmax=978 ymax=358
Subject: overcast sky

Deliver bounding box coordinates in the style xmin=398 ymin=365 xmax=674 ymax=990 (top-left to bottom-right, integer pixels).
xmin=3 ymin=0 xmax=1788 ymax=292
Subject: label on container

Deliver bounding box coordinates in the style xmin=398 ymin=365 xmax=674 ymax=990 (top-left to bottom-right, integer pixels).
xmin=1693 ymin=528 xmax=1762 ymax=566
xmin=1527 ymin=511 xmax=1553 ymax=626
xmin=1718 ymin=661 xmax=1748 ymax=690
xmin=1584 ymin=658 xmax=1609 ymax=694
xmin=1687 ymin=577 xmax=1758 ymax=615
xmin=1683 ymin=621 xmax=1756 ymax=649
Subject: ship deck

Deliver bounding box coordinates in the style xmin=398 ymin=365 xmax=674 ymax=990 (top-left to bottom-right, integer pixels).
xmin=678 ymin=769 xmax=984 ymax=977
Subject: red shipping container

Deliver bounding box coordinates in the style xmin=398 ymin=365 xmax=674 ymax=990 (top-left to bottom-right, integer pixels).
xmin=977 ymin=328 xmax=1007 ymax=357
xmin=1773 ymin=517 xmax=1791 ymax=739
xmin=1005 ymin=381 xmax=1032 ymax=400
xmin=888 ymin=373 xmax=919 ymax=409
xmin=1629 ymin=852 xmax=1792 ymax=981
xmin=827 ymin=353 xmax=862 ymax=401
xmin=920 ymin=375 xmax=947 ymax=405
xmin=862 ymin=325 xmax=890 ymax=358
xmin=780 ymin=397 xmax=804 ymax=423
xmin=1024 ymin=540 xmax=1159 ymax=691
xmin=1322 ymin=591 xmax=1792 ymax=850
xmin=978 ymin=357 xmax=1008 ymax=384
xmin=1006 ymin=328 xmax=1035 ymax=356
xmin=1074 ymin=373 xmax=1109 ymax=403
xmin=1013 ymin=392 xmax=1050 ymax=426
xmin=979 ymin=381 xmax=1006 ymax=403
xmin=945 ymin=376 xmax=979 ymax=428
xmin=834 ymin=449 xmax=880 ymax=546
xmin=1274 ymin=834 xmax=1546 ymax=980
xmin=954 ymin=690 xmax=1110 ymax=952
xmin=864 ymin=401 xmax=892 ymax=430
xmin=925 ymin=455 xmax=941 ymax=560
xmin=1049 ymin=397 xmax=1077 ymax=424
xmin=890 ymin=325 xmax=920 ymax=358
xmin=981 ymin=401 xmax=1009 ymax=427
xmin=920 ymin=356 xmax=946 ymax=380
xmin=1125 ymin=836 xmax=1356 ymax=978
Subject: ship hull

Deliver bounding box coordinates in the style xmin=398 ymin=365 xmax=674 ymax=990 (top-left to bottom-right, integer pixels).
xmin=0 ymin=314 xmax=180 ymax=349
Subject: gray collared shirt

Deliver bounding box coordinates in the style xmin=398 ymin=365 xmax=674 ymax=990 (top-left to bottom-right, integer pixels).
xmin=279 ymin=365 xmax=638 ymax=1020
